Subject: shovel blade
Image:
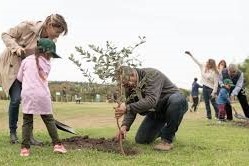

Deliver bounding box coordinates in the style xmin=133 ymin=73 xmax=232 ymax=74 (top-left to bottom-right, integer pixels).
xmin=55 ymin=120 xmax=77 ymax=135
xmin=233 ymin=107 xmax=249 ymax=120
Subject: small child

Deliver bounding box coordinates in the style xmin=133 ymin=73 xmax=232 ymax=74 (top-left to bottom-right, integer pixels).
xmin=17 ymin=38 xmax=67 ymax=157
xmin=216 ymin=79 xmax=234 ymax=121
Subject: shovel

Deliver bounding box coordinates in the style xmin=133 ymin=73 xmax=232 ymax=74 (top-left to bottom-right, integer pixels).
xmin=52 ymin=102 xmax=77 ymax=135
xmin=55 ymin=119 xmax=77 ymax=135
xmin=233 ymin=107 xmax=249 ymax=121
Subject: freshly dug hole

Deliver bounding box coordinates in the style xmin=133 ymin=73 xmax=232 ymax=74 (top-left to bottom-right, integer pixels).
xmin=61 ymin=135 xmax=139 ymax=155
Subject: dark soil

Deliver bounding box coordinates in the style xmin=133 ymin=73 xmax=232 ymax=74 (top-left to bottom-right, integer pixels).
xmin=61 ymin=135 xmax=139 ymax=155
xmin=232 ymin=120 xmax=249 ymax=128
xmin=206 ymin=120 xmax=249 ymax=128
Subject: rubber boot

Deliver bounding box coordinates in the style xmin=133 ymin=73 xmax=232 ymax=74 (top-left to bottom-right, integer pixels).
xmin=30 ymin=132 xmax=43 ymax=146
xmin=10 ymin=132 xmax=19 ymax=144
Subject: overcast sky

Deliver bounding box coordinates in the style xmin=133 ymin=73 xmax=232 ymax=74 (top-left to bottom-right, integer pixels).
xmin=1 ymin=0 xmax=249 ymax=89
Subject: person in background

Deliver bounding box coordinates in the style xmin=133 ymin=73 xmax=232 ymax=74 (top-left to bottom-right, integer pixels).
xmin=185 ymin=51 xmax=219 ymax=119
xmin=190 ymin=78 xmax=202 ymax=112
xmin=17 ymin=38 xmax=67 ymax=157
xmin=217 ymin=60 xmax=227 ymax=75
xmin=217 ymin=60 xmax=227 ymax=94
xmin=219 ymin=64 xmax=249 ymax=119
xmin=216 ymin=79 xmax=234 ymax=121
xmin=75 ymin=94 xmax=81 ymax=104
xmin=0 ymin=14 xmax=68 ymax=144
xmin=114 ymin=66 xmax=188 ymax=151
xmin=62 ymin=86 xmax=67 ymax=102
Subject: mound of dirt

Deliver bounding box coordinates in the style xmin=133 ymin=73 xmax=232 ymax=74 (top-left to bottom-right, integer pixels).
xmin=61 ymin=135 xmax=139 ymax=155
xmin=233 ymin=121 xmax=249 ymax=128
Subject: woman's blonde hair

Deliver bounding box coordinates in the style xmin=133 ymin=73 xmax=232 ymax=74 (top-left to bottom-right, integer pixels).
xmin=44 ymin=14 xmax=68 ymax=35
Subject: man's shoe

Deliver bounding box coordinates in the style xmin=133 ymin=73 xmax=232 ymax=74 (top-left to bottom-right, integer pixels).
xmin=154 ymin=140 xmax=173 ymax=151
xmin=10 ymin=133 xmax=19 ymax=144
xmin=30 ymin=137 xmax=43 ymax=146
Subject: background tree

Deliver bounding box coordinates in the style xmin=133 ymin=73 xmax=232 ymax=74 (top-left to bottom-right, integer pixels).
xmin=48 ymin=81 xmax=115 ymax=102
xmin=239 ymin=58 xmax=249 ymax=88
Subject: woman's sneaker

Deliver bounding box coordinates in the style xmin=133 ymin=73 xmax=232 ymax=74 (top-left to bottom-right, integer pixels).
xmin=20 ymin=148 xmax=30 ymax=157
xmin=53 ymin=144 xmax=67 ymax=153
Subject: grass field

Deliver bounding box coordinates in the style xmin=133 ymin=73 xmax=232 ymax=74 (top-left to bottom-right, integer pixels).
xmin=0 ymin=100 xmax=249 ymax=166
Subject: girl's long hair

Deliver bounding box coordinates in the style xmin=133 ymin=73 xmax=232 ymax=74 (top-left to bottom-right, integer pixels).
xmin=35 ymin=48 xmax=46 ymax=81
xmin=218 ymin=59 xmax=227 ymax=69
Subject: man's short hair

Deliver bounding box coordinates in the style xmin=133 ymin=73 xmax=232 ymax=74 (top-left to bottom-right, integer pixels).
xmin=228 ymin=64 xmax=238 ymax=72
xmin=120 ymin=66 xmax=134 ymax=82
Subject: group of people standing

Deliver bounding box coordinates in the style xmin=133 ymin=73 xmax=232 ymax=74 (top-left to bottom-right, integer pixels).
xmin=186 ymin=51 xmax=249 ymax=121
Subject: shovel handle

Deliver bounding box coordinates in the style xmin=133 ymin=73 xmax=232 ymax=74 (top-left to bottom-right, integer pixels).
xmin=232 ymin=106 xmax=238 ymax=114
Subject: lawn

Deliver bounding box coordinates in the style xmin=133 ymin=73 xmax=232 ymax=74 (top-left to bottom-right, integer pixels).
xmin=0 ymin=100 xmax=249 ymax=166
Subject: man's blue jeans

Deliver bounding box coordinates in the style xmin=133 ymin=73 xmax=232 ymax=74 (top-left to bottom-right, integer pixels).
xmin=135 ymin=92 xmax=188 ymax=144
xmin=8 ymin=79 xmax=22 ymax=134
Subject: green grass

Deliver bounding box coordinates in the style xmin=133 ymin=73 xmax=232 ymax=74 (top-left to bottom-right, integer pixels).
xmin=0 ymin=100 xmax=249 ymax=166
